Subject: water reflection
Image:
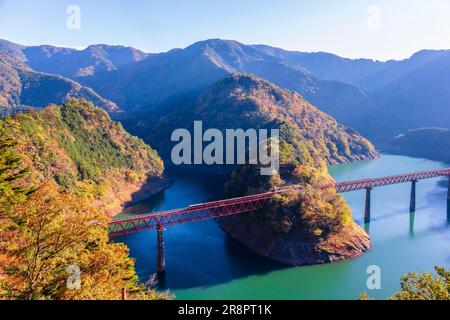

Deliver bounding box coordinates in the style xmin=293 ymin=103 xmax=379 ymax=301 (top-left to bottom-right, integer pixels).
xmin=364 ymin=222 xmax=370 ymax=234
xmin=122 ymin=191 xmax=167 ymax=216
xmin=409 ymin=211 xmax=415 ymax=238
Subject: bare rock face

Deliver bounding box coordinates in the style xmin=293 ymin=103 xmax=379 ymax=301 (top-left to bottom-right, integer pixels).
xmin=219 ymin=215 xmax=371 ymax=266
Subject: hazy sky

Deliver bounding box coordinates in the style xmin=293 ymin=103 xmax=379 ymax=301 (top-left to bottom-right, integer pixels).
xmin=0 ymin=0 xmax=449 ymax=61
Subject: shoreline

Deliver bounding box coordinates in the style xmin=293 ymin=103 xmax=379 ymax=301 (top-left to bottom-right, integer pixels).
xmin=108 ymin=175 xmax=172 ymax=217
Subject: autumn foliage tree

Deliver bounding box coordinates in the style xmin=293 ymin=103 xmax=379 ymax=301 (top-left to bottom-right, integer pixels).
xmin=0 ymin=183 xmax=170 ymax=300
xmin=390 ymin=267 xmax=450 ymax=300
xmin=359 ymin=267 xmax=450 ymax=300
xmin=0 ymin=112 xmax=170 ymax=300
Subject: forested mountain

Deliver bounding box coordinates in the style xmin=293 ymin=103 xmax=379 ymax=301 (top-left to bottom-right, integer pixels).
xmin=0 ymin=99 xmax=165 ymax=214
xmin=2 ymin=39 xmax=377 ymax=119
xmin=0 ymin=99 xmax=169 ymax=300
xmin=0 ymin=38 xmax=380 ymax=169
xmin=137 ymin=74 xmax=375 ymax=265
xmin=2 ymin=37 xmax=449 ymax=150
xmin=220 ymin=154 xmax=371 ymax=266
xmin=206 ymin=75 xmax=373 ymax=266
xmin=0 ymin=49 xmax=118 ymax=112
xmin=81 ymin=40 xmax=232 ymax=112
xmin=149 ymin=74 xmax=378 ymax=165
xmin=77 ymin=39 xmax=377 ymax=132
xmin=384 ymin=128 xmax=450 ymax=163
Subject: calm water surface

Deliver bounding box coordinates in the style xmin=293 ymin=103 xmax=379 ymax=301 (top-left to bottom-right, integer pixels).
xmin=114 ymin=154 xmax=450 ymax=300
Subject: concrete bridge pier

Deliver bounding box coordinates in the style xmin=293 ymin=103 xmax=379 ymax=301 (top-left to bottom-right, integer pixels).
xmin=157 ymin=225 xmax=166 ymax=273
xmin=410 ymin=180 xmax=417 ymax=213
xmin=447 ymin=177 xmax=450 ymax=224
xmin=364 ymin=188 xmax=372 ymax=224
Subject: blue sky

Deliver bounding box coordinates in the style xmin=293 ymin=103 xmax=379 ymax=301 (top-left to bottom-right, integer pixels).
xmin=0 ymin=0 xmax=449 ymax=60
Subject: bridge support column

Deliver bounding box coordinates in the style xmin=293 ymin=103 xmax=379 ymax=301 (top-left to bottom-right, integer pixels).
xmin=447 ymin=177 xmax=450 ymax=224
xmin=410 ymin=180 xmax=417 ymax=213
xmin=157 ymin=226 xmax=166 ymax=273
xmin=364 ymin=188 xmax=372 ymax=224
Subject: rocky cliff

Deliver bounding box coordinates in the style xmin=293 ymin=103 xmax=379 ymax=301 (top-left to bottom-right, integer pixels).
xmin=219 ymin=216 xmax=370 ymax=266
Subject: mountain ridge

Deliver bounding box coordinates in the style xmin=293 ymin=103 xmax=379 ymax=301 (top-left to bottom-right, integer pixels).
xmin=0 ymin=98 xmax=166 ymax=215
xmin=72 ymin=38 xmax=380 ymax=133
xmin=3 ymin=37 xmax=450 ymax=144
xmin=148 ymin=74 xmax=378 ymax=168
xmin=0 ymin=39 xmax=150 ymax=78
xmin=0 ymin=49 xmax=118 ymax=112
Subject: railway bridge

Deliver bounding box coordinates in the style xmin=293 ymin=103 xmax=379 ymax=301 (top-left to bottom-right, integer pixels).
xmin=109 ymin=167 xmax=450 ymax=272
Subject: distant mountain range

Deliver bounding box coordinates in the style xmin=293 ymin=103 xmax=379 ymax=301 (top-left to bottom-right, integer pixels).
xmin=250 ymin=44 xmax=391 ymax=84
xmin=1 ymin=39 xmax=377 ymax=130
xmin=369 ymin=51 xmax=450 ymax=137
xmin=0 ymin=39 xmax=149 ymax=78
xmin=0 ymin=41 xmax=118 ymax=111
xmin=250 ymin=44 xmax=450 ymax=140
xmin=80 ymin=39 xmax=378 ymax=133
xmin=1 ymin=38 xmax=449 ymax=154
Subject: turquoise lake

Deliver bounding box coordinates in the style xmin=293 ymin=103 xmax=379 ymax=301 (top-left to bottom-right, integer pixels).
xmin=114 ymin=154 xmax=450 ymax=300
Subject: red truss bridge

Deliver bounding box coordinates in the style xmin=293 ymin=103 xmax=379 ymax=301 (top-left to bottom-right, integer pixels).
xmin=109 ymin=191 xmax=277 ymax=237
xmin=109 ymin=167 xmax=450 ymax=236
xmin=324 ymin=168 xmax=450 ymax=193
xmin=109 ymin=167 xmax=450 ymax=273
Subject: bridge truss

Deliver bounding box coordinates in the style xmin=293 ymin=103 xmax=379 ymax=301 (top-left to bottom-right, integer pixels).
xmin=109 ymin=167 xmax=450 ymax=236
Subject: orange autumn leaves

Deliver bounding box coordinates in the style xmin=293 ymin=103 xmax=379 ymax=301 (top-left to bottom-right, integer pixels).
xmin=0 ymin=104 xmax=170 ymax=300
xmin=0 ymin=184 xmax=171 ymax=300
